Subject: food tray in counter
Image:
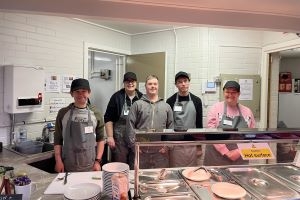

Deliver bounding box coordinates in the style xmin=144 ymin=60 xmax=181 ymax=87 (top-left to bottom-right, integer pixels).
xmin=143 ymin=193 xmax=198 ymax=200
xmin=138 ymin=169 xmax=190 ymax=195
xmin=263 ymin=164 xmax=300 ymax=193
xmin=224 ymin=167 xmax=300 ymax=200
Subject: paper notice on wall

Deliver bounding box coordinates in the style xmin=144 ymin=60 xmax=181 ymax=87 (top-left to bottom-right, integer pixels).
xmin=45 ymin=74 xmax=60 ymax=93
xmin=239 ymin=79 xmax=253 ymax=100
xmin=138 ymin=82 xmax=146 ymax=94
xmin=49 ymin=98 xmax=66 ymax=113
xmin=62 ymin=75 xmax=77 ymax=93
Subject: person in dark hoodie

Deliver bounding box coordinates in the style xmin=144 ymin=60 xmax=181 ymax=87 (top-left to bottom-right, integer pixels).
xmin=104 ymin=72 xmax=143 ymax=167
xmin=126 ymin=75 xmax=173 ymax=169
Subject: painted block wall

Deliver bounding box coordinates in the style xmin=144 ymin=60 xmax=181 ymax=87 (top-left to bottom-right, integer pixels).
xmin=132 ymin=27 xmax=263 ymax=125
xmin=0 ymin=12 xmax=131 ymax=145
xmin=0 ymin=11 xmax=296 ymax=146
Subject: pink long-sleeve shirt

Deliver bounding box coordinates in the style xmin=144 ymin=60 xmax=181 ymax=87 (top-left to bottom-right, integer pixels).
xmin=207 ymin=101 xmax=256 ymax=155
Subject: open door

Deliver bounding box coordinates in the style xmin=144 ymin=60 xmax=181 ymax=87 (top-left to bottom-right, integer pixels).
xmin=126 ymin=52 xmax=166 ymax=99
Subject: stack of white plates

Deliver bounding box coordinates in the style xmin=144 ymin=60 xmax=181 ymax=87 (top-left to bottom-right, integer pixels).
xmin=102 ymin=162 xmax=129 ymax=198
xmin=64 ymin=183 xmax=101 ymax=200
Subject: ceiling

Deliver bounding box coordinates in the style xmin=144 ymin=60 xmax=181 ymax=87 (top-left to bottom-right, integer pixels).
xmin=279 ymin=48 xmax=300 ymax=58
xmin=74 ymin=18 xmax=180 ymax=35
xmin=1 ymin=0 xmax=300 ymax=57
xmin=2 ymin=0 xmax=300 ymax=32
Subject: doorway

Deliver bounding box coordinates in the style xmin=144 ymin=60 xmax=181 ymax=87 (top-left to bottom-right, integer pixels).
xmin=262 ymin=39 xmax=300 ymax=128
xmin=126 ymin=52 xmax=166 ymax=99
xmin=88 ymin=49 xmax=125 ymax=113
xmin=277 ymin=52 xmax=300 ymax=128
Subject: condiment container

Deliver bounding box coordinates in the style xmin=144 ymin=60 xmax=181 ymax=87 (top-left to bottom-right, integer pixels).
xmin=111 ymin=172 xmax=128 ymax=200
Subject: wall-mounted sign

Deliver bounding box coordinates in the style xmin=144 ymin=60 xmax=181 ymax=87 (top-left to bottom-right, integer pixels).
xmin=279 ymin=72 xmax=292 ymax=92
xmin=294 ymin=78 xmax=300 ymax=93
xmin=237 ymin=143 xmax=274 ymax=160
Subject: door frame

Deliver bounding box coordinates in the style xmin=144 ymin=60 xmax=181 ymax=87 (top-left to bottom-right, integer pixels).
xmin=83 ymin=42 xmax=130 ymax=87
xmin=260 ymin=38 xmax=300 ymax=128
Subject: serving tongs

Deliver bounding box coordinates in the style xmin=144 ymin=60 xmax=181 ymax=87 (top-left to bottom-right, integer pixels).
xmin=158 ymin=168 xmax=167 ymax=180
xmin=192 ymin=166 xmax=208 ymax=173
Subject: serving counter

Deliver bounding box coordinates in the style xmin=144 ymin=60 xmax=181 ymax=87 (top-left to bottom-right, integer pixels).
xmin=132 ymin=128 xmax=300 ymax=200
xmin=0 ymin=128 xmax=299 ymax=199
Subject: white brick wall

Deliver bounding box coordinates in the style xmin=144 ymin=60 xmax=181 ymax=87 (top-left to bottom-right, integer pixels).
xmin=0 ymin=12 xmax=131 ymax=145
xmin=0 ymin=11 xmax=294 ymax=145
xmin=132 ymin=27 xmax=263 ymax=124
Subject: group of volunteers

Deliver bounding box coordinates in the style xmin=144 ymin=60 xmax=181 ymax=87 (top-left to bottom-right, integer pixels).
xmin=53 ymin=71 xmax=255 ymax=172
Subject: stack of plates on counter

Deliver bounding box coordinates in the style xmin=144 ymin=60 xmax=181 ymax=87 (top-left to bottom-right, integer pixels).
xmin=102 ymin=162 xmax=129 ymax=198
xmin=64 ymin=183 xmax=101 ymax=200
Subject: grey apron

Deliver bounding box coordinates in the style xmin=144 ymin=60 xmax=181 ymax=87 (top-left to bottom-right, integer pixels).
xmin=62 ymin=107 xmax=96 ymax=172
xmin=204 ymin=103 xmax=248 ymax=166
xmin=111 ymin=94 xmax=131 ymax=164
xmin=169 ymin=93 xmax=198 ymax=167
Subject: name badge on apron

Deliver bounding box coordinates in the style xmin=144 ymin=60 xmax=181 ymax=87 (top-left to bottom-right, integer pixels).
xmin=174 ymin=105 xmax=183 ymax=112
xmin=223 ymin=119 xmax=233 ymax=126
xmin=85 ymin=126 xmax=93 ymax=134
xmin=123 ymin=109 xmax=129 ymax=116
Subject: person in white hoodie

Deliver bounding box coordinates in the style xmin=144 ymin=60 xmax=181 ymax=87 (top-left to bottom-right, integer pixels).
xmin=126 ymin=75 xmax=173 ymax=169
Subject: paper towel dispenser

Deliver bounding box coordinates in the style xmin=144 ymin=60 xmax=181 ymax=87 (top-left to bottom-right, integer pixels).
xmin=18 ymin=93 xmax=43 ymax=107
xmin=4 ymin=66 xmax=45 ymax=113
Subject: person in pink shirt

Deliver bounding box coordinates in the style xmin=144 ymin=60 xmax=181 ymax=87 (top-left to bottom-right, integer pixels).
xmin=204 ymin=80 xmax=255 ymax=166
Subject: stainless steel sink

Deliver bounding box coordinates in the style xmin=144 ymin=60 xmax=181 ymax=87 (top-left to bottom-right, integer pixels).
xmin=224 ymin=167 xmax=300 ymax=200
xmin=7 ymin=142 xmax=54 ymax=155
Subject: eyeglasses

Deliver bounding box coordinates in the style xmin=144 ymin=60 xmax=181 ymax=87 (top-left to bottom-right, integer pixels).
xmin=125 ymin=80 xmax=136 ymax=84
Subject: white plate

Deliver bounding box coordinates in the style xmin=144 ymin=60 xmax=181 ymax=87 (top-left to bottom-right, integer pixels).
xmin=211 ymin=182 xmax=247 ymax=199
xmin=182 ymin=168 xmax=211 ymax=181
xmin=102 ymin=162 xmax=129 ymax=173
xmin=64 ymin=183 xmax=101 ymax=200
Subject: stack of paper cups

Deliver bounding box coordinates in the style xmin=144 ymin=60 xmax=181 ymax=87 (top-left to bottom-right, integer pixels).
xmin=102 ymin=162 xmax=129 ymax=198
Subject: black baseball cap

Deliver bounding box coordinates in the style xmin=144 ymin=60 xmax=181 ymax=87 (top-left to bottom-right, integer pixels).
xmin=223 ymin=81 xmax=240 ymax=92
xmin=123 ymin=72 xmax=137 ymax=82
xmin=70 ymin=78 xmax=90 ymax=92
xmin=175 ymin=71 xmax=190 ymax=82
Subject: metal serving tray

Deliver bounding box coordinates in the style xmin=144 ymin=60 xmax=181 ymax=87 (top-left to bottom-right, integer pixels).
xmin=263 ymin=165 xmax=300 ymax=193
xmin=139 ymin=169 xmax=190 ymax=195
xmin=224 ymin=167 xmax=300 ymax=200
xmin=143 ymin=193 xmax=198 ymax=200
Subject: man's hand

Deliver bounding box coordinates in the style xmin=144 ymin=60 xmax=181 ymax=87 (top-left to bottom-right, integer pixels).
xmin=55 ymin=160 xmax=65 ymax=173
xmin=93 ymin=162 xmax=101 ymax=171
xmin=107 ymin=136 xmax=115 ymax=148
xmin=159 ymin=146 xmax=168 ymax=154
xmin=225 ymin=149 xmax=241 ymax=161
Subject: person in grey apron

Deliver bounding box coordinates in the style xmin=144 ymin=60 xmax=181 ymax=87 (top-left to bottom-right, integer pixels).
xmin=166 ymin=71 xmax=203 ymax=167
xmin=54 ymin=78 xmax=105 ymax=172
xmin=111 ymin=93 xmax=141 ymax=169
xmin=62 ymin=107 xmax=96 ymax=172
xmin=204 ymin=80 xmax=255 ymax=166
xmin=169 ymin=93 xmax=198 ymax=167
xmin=204 ymin=102 xmax=249 ymax=166
xmin=104 ymin=72 xmax=143 ymax=169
